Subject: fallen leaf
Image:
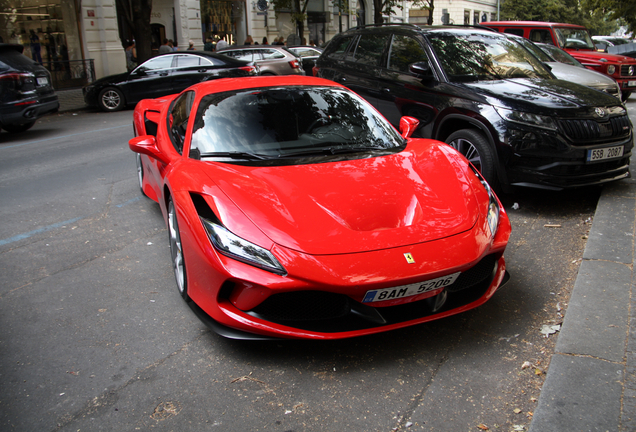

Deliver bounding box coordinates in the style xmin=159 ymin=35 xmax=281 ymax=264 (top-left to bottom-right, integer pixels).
xmin=477 ymin=424 xmax=489 ymax=430
xmin=540 ymin=324 xmax=561 ymax=337
xmin=521 ymin=361 xmax=532 ymax=369
xmin=513 ymin=408 xmax=522 ymax=414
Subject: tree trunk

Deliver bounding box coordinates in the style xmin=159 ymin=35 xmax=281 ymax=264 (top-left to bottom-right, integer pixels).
xmin=428 ymin=0 xmax=434 ymax=25
xmin=132 ymin=0 xmax=153 ymax=63
xmin=373 ymin=0 xmax=384 ymax=24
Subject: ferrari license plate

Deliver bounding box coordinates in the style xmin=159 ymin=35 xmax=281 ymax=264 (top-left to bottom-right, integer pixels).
xmin=36 ymin=77 xmax=48 ymax=86
xmin=587 ymin=146 xmax=623 ymax=162
xmin=362 ymin=272 xmax=461 ymax=303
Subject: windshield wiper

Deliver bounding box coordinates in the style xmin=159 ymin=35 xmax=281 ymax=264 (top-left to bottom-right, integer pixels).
xmin=200 ymin=151 xmax=272 ymax=160
xmin=279 ymin=146 xmax=384 ymax=158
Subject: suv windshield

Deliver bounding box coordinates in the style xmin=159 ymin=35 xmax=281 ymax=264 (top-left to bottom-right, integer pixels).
xmin=554 ymin=27 xmax=595 ymax=50
xmin=190 ymin=86 xmax=404 ymax=160
xmin=427 ymin=32 xmax=553 ymax=82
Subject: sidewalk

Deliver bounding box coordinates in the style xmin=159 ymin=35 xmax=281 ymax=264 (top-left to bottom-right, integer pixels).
xmin=529 ymin=158 xmax=636 ymax=430
xmin=56 ymin=88 xmax=88 ymax=113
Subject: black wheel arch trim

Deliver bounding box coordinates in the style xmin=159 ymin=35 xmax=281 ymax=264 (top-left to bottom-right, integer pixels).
xmin=434 ymin=113 xmax=510 ymax=191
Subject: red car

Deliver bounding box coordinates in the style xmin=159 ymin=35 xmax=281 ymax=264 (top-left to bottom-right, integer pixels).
xmin=129 ymin=76 xmax=511 ymax=340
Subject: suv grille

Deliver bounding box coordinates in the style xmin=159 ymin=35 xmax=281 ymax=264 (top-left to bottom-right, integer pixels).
xmin=558 ymin=115 xmax=631 ymax=142
xmin=621 ymin=65 xmax=636 ymax=77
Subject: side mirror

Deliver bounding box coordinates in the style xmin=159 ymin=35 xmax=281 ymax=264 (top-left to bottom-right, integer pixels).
xmin=129 ymin=135 xmax=170 ymax=165
xmin=399 ymin=116 xmax=420 ymax=138
xmin=409 ymin=62 xmax=432 ymax=77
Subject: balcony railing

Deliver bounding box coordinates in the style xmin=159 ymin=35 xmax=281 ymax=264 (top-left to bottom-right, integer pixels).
xmin=44 ymin=59 xmax=96 ymax=90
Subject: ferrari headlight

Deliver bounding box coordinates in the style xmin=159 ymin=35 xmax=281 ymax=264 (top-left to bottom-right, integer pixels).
xmin=494 ymin=107 xmax=557 ymax=131
xmin=469 ymin=166 xmax=500 ymax=237
xmin=200 ymin=218 xmax=286 ymax=275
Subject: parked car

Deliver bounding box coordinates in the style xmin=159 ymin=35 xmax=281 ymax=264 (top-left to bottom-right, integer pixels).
xmin=216 ymin=45 xmax=304 ymax=75
xmin=128 ymin=75 xmax=511 ymax=340
xmin=287 ymin=46 xmax=322 ymax=73
xmin=592 ymin=36 xmax=632 ymax=51
xmin=83 ymin=51 xmax=258 ymax=112
xmin=315 ymin=24 xmax=633 ymax=192
xmin=512 ymin=36 xmax=621 ymax=98
xmin=0 ymin=43 xmax=58 ymax=133
xmin=482 ymin=21 xmax=636 ymax=101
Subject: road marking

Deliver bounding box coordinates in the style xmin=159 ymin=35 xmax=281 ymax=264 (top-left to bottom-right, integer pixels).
xmin=0 ymin=124 xmax=131 ymax=150
xmin=0 ymin=196 xmax=143 ymax=246
xmin=0 ymin=217 xmax=83 ymax=246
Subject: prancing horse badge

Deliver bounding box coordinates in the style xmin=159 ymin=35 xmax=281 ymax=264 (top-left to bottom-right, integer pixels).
xmin=404 ymin=253 xmax=415 ymax=264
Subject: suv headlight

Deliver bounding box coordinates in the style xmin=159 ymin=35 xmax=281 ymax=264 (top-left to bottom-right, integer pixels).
xmin=201 ymin=218 xmax=287 ymax=275
xmin=607 ymin=65 xmax=616 ymax=75
xmin=494 ymin=107 xmax=557 ymax=131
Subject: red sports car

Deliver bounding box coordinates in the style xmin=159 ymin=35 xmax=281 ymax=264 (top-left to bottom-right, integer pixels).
xmin=129 ymin=76 xmax=511 ymax=340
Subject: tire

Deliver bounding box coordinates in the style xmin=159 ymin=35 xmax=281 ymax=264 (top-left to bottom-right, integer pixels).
xmin=98 ymin=87 xmax=125 ymax=112
xmin=168 ymin=198 xmax=188 ymax=300
xmin=446 ymin=129 xmax=498 ymax=189
xmin=622 ymin=91 xmax=632 ymax=102
xmin=3 ymin=121 xmax=36 ymax=133
xmin=135 ymin=153 xmax=147 ymax=197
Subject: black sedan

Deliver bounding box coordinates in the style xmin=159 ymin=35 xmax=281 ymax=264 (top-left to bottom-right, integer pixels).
xmin=0 ymin=43 xmax=59 ymax=133
xmin=83 ymin=51 xmax=259 ymax=112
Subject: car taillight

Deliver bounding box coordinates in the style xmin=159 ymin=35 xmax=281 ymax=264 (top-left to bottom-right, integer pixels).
xmin=239 ymin=65 xmax=258 ymax=75
xmin=289 ymin=59 xmax=300 ymax=69
xmin=0 ymin=72 xmax=36 ymax=92
xmin=312 ymin=66 xmax=320 ymax=76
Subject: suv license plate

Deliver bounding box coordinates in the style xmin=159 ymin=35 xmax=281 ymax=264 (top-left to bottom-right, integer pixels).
xmin=37 ymin=77 xmax=48 ymax=86
xmin=362 ymin=272 xmax=461 ymax=303
xmin=587 ymin=146 xmax=623 ymax=162
xmin=628 ymin=81 xmax=636 ymax=87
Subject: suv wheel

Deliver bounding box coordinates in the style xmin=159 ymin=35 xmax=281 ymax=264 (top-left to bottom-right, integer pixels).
xmin=446 ymin=129 xmax=498 ymax=188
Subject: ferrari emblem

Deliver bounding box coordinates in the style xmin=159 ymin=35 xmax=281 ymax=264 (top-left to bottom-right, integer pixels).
xmin=404 ymin=253 xmax=415 ymax=264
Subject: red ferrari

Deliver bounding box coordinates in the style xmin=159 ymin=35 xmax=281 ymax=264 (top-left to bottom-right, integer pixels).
xmin=129 ymin=76 xmax=511 ymax=340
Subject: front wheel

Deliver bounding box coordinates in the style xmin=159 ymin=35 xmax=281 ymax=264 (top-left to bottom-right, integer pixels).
xmin=446 ymin=129 xmax=498 ymax=189
xmin=98 ymin=87 xmax=125 ymax=112
xmin=168 ymin=198 xmax=188 ymax=300
xmin=135 ymin=153 xmax=147 ymax=197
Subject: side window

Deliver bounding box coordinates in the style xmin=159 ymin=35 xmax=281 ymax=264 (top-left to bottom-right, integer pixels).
xmin=388 ymin=35 xmax=428 ymax=73
xmin=326 ymin=35 xmax=355 ymax=60
xmin=262 ymin=49 xmax=285 ymax=59
xmin=348 ymin=34 xmax=390 ymax=66
xmin=529 ymin=29 xmax=553 ymax=45
xmin=137 ymin=55 xmax=174 ymax=72
xmin=168 ymin=91 xmax=195 ymax=155
xmin=503 ymin=28 xmax=524 ymax=37
xmin=174 ymin=55 xmax=201 ymax=67
xmin=234 ymin=50 xmax=255 ymax=61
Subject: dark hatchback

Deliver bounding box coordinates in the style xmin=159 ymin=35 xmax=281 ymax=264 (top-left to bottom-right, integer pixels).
xmin=0 ymin=44 xmax=58 ymax=133
xmin=315 ymin=24 xmax=633 ymax=192
xmin=83 ymin=51 xmax=258 ymax=112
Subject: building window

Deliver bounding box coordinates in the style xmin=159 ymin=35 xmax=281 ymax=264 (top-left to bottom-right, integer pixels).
xmin=464 ymin=9 xmax=470 ymax=25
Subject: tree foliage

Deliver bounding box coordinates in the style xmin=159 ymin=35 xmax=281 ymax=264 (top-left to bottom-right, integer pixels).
xmin=372 ymin=0 xmax=403 ymax=24
xmin=582 ymin=0 xmax=635 ymax=34
xmin=500 ymin=0 xmax=622 ymax=36
xmin=270 ymin=0 xmax=309 ymax=39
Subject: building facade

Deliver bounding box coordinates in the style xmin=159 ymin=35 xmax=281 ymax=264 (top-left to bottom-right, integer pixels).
xmin=0 ymin=0 xmax=411 ymax=83
xmin=408 ymin=0 xmax=498 ymax=27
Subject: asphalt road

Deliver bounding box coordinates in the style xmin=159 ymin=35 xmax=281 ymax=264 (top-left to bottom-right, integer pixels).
xmin=0 ymin=101 xmax=632 ymax=431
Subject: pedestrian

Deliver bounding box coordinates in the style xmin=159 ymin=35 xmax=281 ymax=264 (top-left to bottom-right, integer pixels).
xmin=158 ymin=38 xmax=172 ymax=54
xmin=29 ymin=30 xmax=42 ymax=64
xmin=204 ymin=36 xmax=214 ymax=51
xmin=216 ymin=34 xmax=228 ymax=50
xmin=125 ymin=40 xmax=137 ymax=71
xmin=244 ymin=35 xmax=254 ymax=45
xmin=187 ymin=40 xmax=195 ymax=50
xmin=262 ymin=36 xmax=268 ymax=45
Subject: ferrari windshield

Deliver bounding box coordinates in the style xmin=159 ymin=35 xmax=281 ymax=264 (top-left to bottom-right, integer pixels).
xmin=427 ymin=31 xmax=553 ymax=82
xmin=190 ymin=86 xmax=404 ymax=160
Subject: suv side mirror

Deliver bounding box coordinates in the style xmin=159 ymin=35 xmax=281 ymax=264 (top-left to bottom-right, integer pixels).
xmin=409 ymin=62 xmax=432 ymax=77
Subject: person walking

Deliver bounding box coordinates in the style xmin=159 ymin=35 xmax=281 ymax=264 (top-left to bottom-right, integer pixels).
xmin=216 ymin=35 xmax=228 ymax=50
xmin=125 ymin=40 xmax=137 ymax=71
xmin=158 ymin=38 xmax=172 ymax=54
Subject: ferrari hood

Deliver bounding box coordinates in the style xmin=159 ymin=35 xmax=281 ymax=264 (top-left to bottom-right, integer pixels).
xmin=207 ymin=143 xmax=481 ymax=255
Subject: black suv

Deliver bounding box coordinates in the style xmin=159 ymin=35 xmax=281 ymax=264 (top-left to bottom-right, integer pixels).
xmin=0 ymin=44 xmax=58 ymax=133
xmin=315 ymin=25 xmax=633 ymax=192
